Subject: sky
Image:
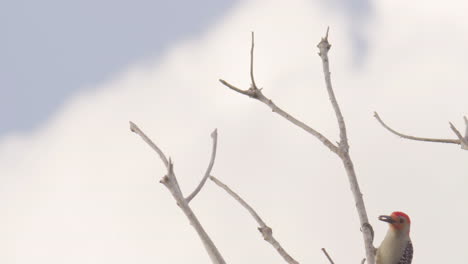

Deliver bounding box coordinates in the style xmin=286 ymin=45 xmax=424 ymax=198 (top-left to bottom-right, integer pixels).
xmin=1 ymin=0 xmax=467 ymax=263
xmin=0 ymin=0 xmax=236 ymax=136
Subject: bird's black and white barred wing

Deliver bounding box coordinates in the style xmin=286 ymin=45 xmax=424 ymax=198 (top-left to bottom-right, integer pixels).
xmin=398 ymin=240 xmax=413 ymax=264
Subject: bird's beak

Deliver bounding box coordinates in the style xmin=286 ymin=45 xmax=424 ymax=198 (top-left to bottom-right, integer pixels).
xmin=379 ymin=215 xmax=396 ymax=224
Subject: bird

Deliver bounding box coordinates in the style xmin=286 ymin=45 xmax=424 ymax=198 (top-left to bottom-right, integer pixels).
xmin=376 ymin=211 xmax=413 ymax=264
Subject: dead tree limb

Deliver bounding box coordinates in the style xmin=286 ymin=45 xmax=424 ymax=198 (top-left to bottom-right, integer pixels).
xmin=321 ymin=248 xmax=335 ymax=264
xmin=129 ymin=122 xmax=226 ymax=264
xmin=219 ymin=33 xmax=339 ymax=155
xmin=220 ymin=29 xmax=376 ymax=263
xmin=464 ymin=116 xmax=468 ymax=137
xmin=210 ymin=176 xmax=299 ymax=264
xmin=449 ymin=121 xmax=468 ymax=150
xmin=317 ymin=28 xmax=375 ymax=264
xmin=374 ymin=112 xmax=468 ymax=150
xmin=130 ymin=121 xmax=169 ymax=167
xmin=186 ymin=129 xmax=218 ymax=203
xmin=318 ymin=27 xmax=348 ymax=151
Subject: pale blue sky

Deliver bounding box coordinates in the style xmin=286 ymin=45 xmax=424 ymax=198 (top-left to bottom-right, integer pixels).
xmin=1 ymin=0 xmax=372 ymax=137
xmin=0 ymin=0 xmax=237 ymax=135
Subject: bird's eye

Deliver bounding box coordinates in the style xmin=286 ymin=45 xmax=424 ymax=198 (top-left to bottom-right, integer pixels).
xmin=399 ymin=218 xmax=404 ymax=223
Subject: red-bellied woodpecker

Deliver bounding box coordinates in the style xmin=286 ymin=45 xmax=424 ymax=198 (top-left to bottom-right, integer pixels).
xmin=376 ymin=211 xmax=413 ymax=264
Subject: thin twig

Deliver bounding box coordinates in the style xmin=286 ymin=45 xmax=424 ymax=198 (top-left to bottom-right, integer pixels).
xmin=464 ymin=116 xmax=468 ymax=139
xmin=373 ymin=112 xmax=460 ymax=144
xmin=186 ymin=129 xmax=218 ymax=203
xmin=317 ymin=29 xmax=375 ymax=264
xmin=220 ymin=29 xmax=376 ymax=263
xmin=321 ymin=248 xmax=335 ymax=264
xmin=210 ymin=176 xmax=265 ymax=226
xmin=210 ymin=176 xmax=299 ymax=264
xmin=130 ymin=121 xmax=169 ymax=168
xmin=130 ymin=123 xmax=226 ymax=264
xmin=317 ymin=26 xmax=348 ymax=153
xmin=250 ymin=31 xmax=258 ymax=89
xmin=219 ymin=34 xmax=339 ymax=154
xmin=449 ymin=122 xmax=468 ymax=149
xmin=361 ymin=258 xmax=366 ymax=264
xmin=449 ymin=122 xmax=464 ymax=141
xmin=219 ymin=79 xmax=254 ymax=97
xmin=220 ymin=79 xmax=339 ymax=154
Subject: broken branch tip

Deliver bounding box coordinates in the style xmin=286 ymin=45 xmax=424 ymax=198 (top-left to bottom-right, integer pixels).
xmin=211 ymin=128 xmax=218 ymax=138
xmin=129 ymin=121 xmax=137 ymax=132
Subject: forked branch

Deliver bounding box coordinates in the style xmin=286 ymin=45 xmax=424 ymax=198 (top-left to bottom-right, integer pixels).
xmin=210 ymin=176 xmax=299 ymax=264
xmin=130 ymin=122 xmax=226 ymax=264
xmin=219 ymin=33 xmax=339 ymax=155
xmin=317 ymin=29 xmax=375 ymax=263
xmin=317 ymin=27 xmax=348 ymax=152
xmin=449 ymin=121 xmax=468 ymax=150
xmin=220 ymin=29 xmax=375 ymax=263
xmin=374 ymin=112 xmax=468 ymax=150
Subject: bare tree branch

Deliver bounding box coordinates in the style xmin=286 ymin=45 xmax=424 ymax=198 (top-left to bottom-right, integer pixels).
xmin=449 ymin=122 xmax=464 ymax=141
xmin=450 ymin=122 xmax=468 ymax=150
xmin=373 ymin=112 xmax=460 ymax=144
xmin=130 ymin=121 xmax=169 ymax=168
xmin=210 ymin=176 xmax=299 ymax=264
xmin=186 ymin=129 xmax=218 ymax=203
xmin=321 ymin=248 xmax=335 ymax=264
xmin=317 ymin=27 xmax=348 ymax=152
xmin=464 ymin=116 xmax=468 ymax=139
xmin=219 ymin=33 xmax=339 ymax=155
xmin=221 ymin=29 xmax=376 ymax=263
xmin=463 ymin=116 xmax=468 ymax=150
xmin=221 ymin=80 xmax=339 ymax=154
xmin=130 ymin=123 xmax=226 ymax=264
xmin=250 ymin=31 xmax=258 ymax=90
xmin=375 ymin=112 xmax=468 ymax=150
xmin=316 ymin=29 xmax=375 ymax=264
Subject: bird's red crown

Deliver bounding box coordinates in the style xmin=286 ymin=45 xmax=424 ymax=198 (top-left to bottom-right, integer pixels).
xmin=391 ymin=211 xmax=411 ymax=224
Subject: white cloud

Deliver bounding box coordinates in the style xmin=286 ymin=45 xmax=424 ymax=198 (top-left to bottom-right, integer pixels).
xmin=1 ymin=0 xmax=467 ymax=263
